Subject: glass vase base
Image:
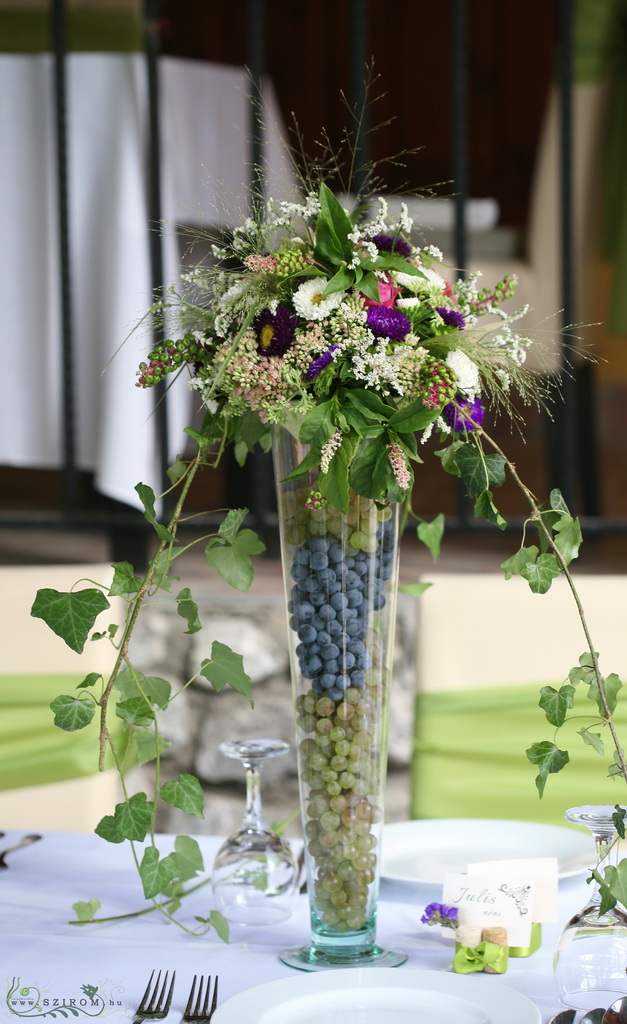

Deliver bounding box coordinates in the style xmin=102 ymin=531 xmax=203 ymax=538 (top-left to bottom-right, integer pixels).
xmin=279 ymin=943 xmax=408 ymax=972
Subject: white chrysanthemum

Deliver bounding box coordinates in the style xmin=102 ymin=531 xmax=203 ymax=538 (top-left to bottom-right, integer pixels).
xmin=293 ymin=278 xmax=345 ymax=320
xmin=446 ymin=349 xmax=480 ymax=397
xmin=396 ymin=297 xmax=420 ymax=308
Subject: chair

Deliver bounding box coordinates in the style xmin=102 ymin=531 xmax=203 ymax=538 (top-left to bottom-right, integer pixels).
xmin=411 ymin=572 xmax=627 ymax=825
xmin=0 ymin=564 xmax=125 ymax=831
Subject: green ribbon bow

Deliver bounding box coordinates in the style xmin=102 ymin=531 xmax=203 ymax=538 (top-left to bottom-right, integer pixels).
xmin=452 ymin=941 xmax=508 ymax=975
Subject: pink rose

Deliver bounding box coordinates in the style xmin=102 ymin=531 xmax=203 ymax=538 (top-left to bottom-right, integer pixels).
xmin=363 ymin=274 xmax=401 ymax=308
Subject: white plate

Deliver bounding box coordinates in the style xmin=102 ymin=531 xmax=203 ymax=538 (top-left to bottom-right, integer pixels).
xmin=211 ymin=967 xmax=541 ymax=1024
xmin=380 ymin=818 xmax=595 ymax=887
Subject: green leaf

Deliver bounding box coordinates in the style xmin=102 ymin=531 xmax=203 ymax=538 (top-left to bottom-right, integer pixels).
xmin=501 ymin=546 xmax=540 ymax=580
xmin=455 ymin=445 xmax=506 ymax=498
xmin=589 ymin=671 xmax=623 ymax=716
xmin=568 ymin=652 xmax=598 ymax=687
xmin=160 ymin=773 xmax=205 ymax=819
xmin=115 ymin=696 xmax=155 ymax=728
xmin=388 ymin=398 xmax=440 ymax=434
xmin=134 ymin=728 xmax=171 ymax=766
xmin=299 ymin=400 xmax=336 ymax=447
xmin=398 ymin=581 xmax=433 ymax=596
xmin=318 ymin=182 xmax=354 ymax=260
xmin=50 ymin=694 xmax=95 ymax=731
xmin=417 ymin=514 xmax=445 ymax=561
xmin=613 ymin=806 xmax=627 ymax=840
xmin=134 ymin=483 xmax=176 ymax=544
xmin=520 ymin=552 xmax=562 ymax=594
xmin=435 ymin=440 xmax=464 ymax=477
xmin=318 ymin=435 xmax=357 ymax=513
xmin=176 ymin=587 xmax=202 ymax=634
xmin=94 ymin=814 xmax=124 ymax=844
xmin=218 ymin=508 xmax=249 ymax=544
xmin=314 ymin=215 xmax=343 ymax=269
xmin=324 ymin=266 xmax=356 ymax=295
xmin=199 ymin=641 xmax=253 ymax=704
xmin=283 ymin=446 xmax=321 ymax=480
xmin=139 ymin=846 xmax=180 ymax=899
xmin=549 ymin=488 xmax=571 ymax=514
xmin=349 ymin=436 xmax=388 ymax=499
xmin=183 ymin=426 xmax=211 ymax=450
xmin=343 ymin=388 xmax=393 ymax=423
xmin=526 ymin=740 xmax=570 ymax=797
xmin=539 ymin=684 xmax=576 ymax=727
xmin=166 ymin=454 xmax=188 ymax=486
xmin=473 ymin=490 xmax=507 ymax=530
xmin=113 ymin=793 xmax=155 ymax=841
xmin=173 ymin=835 xmax=204 ymax=882
xmin=72 ymin=899 xmax=102 ymax=922
xmin=31 ymin=587 xmax=110 ymax=654
xmin=553 ymin=514 xmax=583 ymax=565
xmin=114 ymin=670 xmax=171 ymax=709
xmin=579 ymin=727 xmax=605 ymax=756
xmin=205 ymin=528 xmax=266 ymax=592
xmin=151 ymin=548 xmax=180 ymax=593
xmin=359 ymin=272 xmax=383 ymax=302
xmin=110 ymin=561 xmax=142 ymax=596
xmin=77 ymin=672 xmax=102 ymax=690
xmin=599 ymin=860 xmax=627 ymax=915
xmin=208 ymin=909 xmax=230 ymax=943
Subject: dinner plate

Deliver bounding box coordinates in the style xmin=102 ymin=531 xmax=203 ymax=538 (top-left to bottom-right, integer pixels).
xmin=380 ymin=818 xmax=595 ymax=887
xmin=211 ymin=967 xmax=541 ymax=1024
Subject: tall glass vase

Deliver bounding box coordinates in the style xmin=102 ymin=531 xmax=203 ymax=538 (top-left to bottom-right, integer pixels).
xmin=272 ymin=422 xmax=407 ymax=971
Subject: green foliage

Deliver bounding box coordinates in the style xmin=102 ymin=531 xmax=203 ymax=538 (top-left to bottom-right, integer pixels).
xmin=416 ymin=514 xmax=445 ymax=562
xmin=526 ymin=740 xmax=570 ymax=797
xmin=205 ymin=509 xmax=266 ymax=591
xmin=160 ymin=774 xmax=205 ymax=819
xmin=31 ymin=587 xmax=110 ymax=653
xmin=50 ymin=694 xmax=96 ymax=731
xmin=199 ymin=641 xmax=253 ymax=706
xmin=72 ymin=899 xmax=102 ymax=923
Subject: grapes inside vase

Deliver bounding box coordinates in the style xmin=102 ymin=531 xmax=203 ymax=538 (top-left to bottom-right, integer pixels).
xmin=272 ymin=423 xmax=407 ymax=971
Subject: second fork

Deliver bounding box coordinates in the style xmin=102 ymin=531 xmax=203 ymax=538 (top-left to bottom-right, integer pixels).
xmin=183 ymin=975 xmax=219 ymax=1023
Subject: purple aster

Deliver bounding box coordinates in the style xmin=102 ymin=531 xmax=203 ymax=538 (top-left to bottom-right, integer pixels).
xmin=436 ymin=306 xmax=466 ymax=331
xmin=369 ymin=233 xmax=412 ymax=259
xmin=442 ymin=394 xmax=486 ymax=432
xmin=253 ymin=305 xmax=298 ymax=357
xmin=306 ymin=345 xmax=339 ymax=382
xmin=366 ymin=305 xmax=411 ymax=341
xmin=421 ymin=902 xmax=459 ymax=927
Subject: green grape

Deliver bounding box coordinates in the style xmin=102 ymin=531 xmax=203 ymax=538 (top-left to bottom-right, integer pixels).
xmin=319 ymin=810 xmax=341 ymax=832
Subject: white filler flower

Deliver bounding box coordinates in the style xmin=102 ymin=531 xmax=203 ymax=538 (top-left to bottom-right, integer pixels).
xmin=293 ymin=278 xmax=345 ymax=320
xmin=446 ymin=349 xmax=480 ymax=397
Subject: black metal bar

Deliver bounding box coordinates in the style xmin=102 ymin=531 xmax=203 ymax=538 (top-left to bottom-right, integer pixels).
xmin=449 ymin=0 xmax=468 ymax=277
xmin=246 ymin=0 xmax=264 ymax=214
xmin=349 ymin=0 xmax=369 ymax=198
xmin=51 ymin=0 xmax=78 ymax=519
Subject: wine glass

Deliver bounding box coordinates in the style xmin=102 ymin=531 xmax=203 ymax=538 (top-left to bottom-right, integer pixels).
xmin=554 ymin=805 xmax=627 ymax=1009
xmin=211 ymin=738 xmax=299 ymax=926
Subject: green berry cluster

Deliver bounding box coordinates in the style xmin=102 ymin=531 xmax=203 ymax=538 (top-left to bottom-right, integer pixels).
xmin=272 ymin=249 xmax=313 ymax=277
xmin=136 ymin=333 xmax=205 ymax=388
xmin=420 ymin=356 xmax=457 ymax=410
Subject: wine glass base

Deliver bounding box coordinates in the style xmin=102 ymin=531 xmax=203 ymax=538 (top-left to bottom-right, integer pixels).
xmin=279 ymin=943 xmax=408 ymax=972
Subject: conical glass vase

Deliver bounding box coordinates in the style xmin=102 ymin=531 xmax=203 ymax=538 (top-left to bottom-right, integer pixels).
xmin=271 ymin=422 xmax=407 ymax=971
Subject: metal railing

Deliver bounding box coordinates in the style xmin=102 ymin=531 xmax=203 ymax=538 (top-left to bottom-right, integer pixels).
xmin=2 ymin=0 xmax=622 ymax=565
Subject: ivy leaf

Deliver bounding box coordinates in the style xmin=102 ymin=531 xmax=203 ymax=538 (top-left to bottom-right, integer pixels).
xmin=592 ymin=867 xmax=618 ymax=915
xmin=94 ymin=814 xmax=124 ymax=844
xmin=520 ymin=552 xmax=562 ymax=594
xmin=205 ymin=528 xmax=266 ymax=592
xmin=435 ymin=440 xmax=464 ymax=477
xmin=113 ymin=793 xmax=155 ymax=841
xmin=474 ymin=490 xmax=507 ymax=530
xmin=135 ymin=483 xmax=176 ymax=544
xmin=398 ymin=581 xmax=433 ymax=596
xmin=151 ymin=547 xmax=180 ymax=593
xmin=199 ymin=641 xmax=253 ymax=705
xmin=77 ymin=672 xmax=102 ymax=690
xmin=578 ymin=727 xmax=605 ymax=756
xmin=183 ymin=426 xmax=211 ymax=451
xmin=139 ymin=847 xmax=180 ymax=899
xmin=208 ymin=910 xmax=230 ymax=943
xmin=72 ymin=899 xmax=102 ymax=923
xmin=115 ymin=696 xmax=155 ymax=728
xmin=455 ymin=445 xmax=506 ymax=498
xmin=166 ymin=454 xmax=188 ymax=486
xmin=598 ymin=861 xmax=627 ymax=915
xmin=110 ymin=561 xmax=142 ymax=596
xmin=173 ymin=835 xmax=204 ymax=882
xmin=218 ymin=508 xmax=249 ymax=544
xmin=114 ymin=671 xmax=171 ymax=709
xmin=553 ymin=514 xmax=583 ymax=565
xmin=50 ymin=694 xmax=95 ymax=731
xmin=134 ymin=728 xmax=171 ymax=766
xmin=417 ymin=514 xmax=445 ymax=562
xmin=31 ymin=587 xmax=110 ymax=653
xmin=160 ymin=773 xmax=205 ymax=819
xmin=568 ymin=652 xmax=598 ymax=687
xmin=539 ymin=684 xmax=576 ymax=727
xmin=526 ymin=740 xmax=570 ymax=797
xmin=176 ymin=587 xmax=202 ymax=634
xmin=588 ymin=672 xmax=623 ymax=716
xmin=501 ymin=546 xmax=540 ymax=580
xmin=613 ymin=806 xmax=627 ymax=840
xmin=550 ymin=488 xmax=571 ymax=514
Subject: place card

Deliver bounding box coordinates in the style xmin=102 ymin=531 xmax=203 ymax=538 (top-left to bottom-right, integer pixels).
xmin=441 ymin=871 xmax=535 ymax=946
xmin=467 ymin=857 xmax=558 ymax=922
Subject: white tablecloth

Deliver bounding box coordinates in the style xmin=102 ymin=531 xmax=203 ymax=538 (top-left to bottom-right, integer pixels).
xmin=0 ymin=829 xmax=589 ymax=1022
xmin=0 ymin=55 xmax=294 ymax=508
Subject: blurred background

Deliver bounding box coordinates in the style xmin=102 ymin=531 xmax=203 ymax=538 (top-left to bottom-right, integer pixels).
xmin=1 ymin=0 xmax=627 ymax=835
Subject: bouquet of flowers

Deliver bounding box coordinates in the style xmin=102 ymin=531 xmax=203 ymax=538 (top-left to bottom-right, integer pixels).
xmin=136 ymin=183 xmax=537 ymax=516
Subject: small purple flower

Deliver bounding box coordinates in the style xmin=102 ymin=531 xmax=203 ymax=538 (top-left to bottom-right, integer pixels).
xmin=436 ymin=307 xmax=466 ymax=331
xmin=306 ymin=345 xmax=339 ymax=382
xmin=253 ymin=305 xmax=298 ymax=357
xmin=369 ymin=233 xmax=412 ymax=259
xmin=366 ymin=305 xmax=411 ymax=341
xmin=442 ymin=394 xmax=486 ymax=432
xmin=421 ymin=902 xmax=459 ymax=927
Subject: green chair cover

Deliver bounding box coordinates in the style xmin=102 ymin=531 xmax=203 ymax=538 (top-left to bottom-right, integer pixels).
xmin=0 ymin=674 xmax=125 ymax=790
xmin=411 ymin=682 xmax=627 ymax=826
xmin=0 ymin=9 xmax=142 ymax=53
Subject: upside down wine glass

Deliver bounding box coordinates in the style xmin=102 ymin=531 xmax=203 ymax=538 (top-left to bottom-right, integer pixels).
xmin=211 ymin=739 xmax=299 ymax=926
xmin=554 ymin=805 xmax=627 ymax=1009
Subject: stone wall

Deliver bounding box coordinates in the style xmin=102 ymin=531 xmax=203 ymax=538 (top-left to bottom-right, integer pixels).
xmin=129 ymin=588 xmax=418 ymax=839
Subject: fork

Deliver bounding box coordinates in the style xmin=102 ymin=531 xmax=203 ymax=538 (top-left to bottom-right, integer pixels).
xmin=0 ymin=834 xmax=42 ymax=868
xmin=183 ymin=975 xmax=219 ymax=1023
xmin=133 ymin=970 xmax=176 ymax=1023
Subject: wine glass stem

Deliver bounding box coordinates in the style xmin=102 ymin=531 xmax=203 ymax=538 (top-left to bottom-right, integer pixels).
xmin=243 ymin=761 xmax=266 ymax=830
xmin=589 ymin=832 xmax=615 ymax=906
